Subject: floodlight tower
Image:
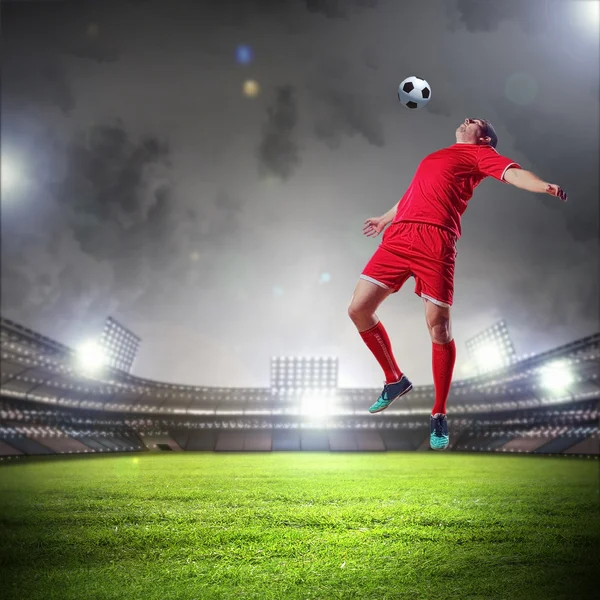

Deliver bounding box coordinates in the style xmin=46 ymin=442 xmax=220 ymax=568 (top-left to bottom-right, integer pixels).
xmin=465 ymin=319 xmax=517 ymax=375
xmin=98 ymin=317 xmax=140 ymax=373
xmin=270 ymin=356 xmax=338 ymax=395
xmin=270 ymin=355 xmax=339 ymax=419
xmin=540 ymin=361 xmax=574 ymax=392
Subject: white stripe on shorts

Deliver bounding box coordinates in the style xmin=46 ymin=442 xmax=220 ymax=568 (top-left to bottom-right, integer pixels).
xmin=421 ymin=293 xmax=451 ymax=308
xmin=359 ymin=274 xmax=389 ymax=289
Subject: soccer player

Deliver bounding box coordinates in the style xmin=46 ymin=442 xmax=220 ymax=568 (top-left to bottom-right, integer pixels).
xmin=348 ymin=118 xmax=567 ymax=450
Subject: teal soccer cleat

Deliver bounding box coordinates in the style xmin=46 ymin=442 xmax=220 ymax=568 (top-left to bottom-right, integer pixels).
xmin=430 ymin=413 xmax=449 ymax=450
xmin=368 ymin=375 xmax=413 ymax=414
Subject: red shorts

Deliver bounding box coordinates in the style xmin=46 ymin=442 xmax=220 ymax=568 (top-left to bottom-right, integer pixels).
xmin=360 ymin=221 xmax=457 ymax=307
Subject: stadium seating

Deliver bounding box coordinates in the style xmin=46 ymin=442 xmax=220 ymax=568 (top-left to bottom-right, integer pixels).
xmin=534 ymin=427 xmax=596 ymax=454
xmin=1 ymin=317 xmax=598 ymax=458
xmin=182 ymin=431 xmax=220 ymax=451
xmin=563 ymin=434 xmax=599 ymax=455
xmin=242 ymin=431 xmax=272 ymax=451
xmin=272 ymin=429 xmax=301 ymax=451
xmin=300 ymin=430 xmax=330 ymax=451
xmin=0 ymin=439 xmax=22 ymax=456
xmin=139 ymin=434 xmax=183 ymax=451
xmin=356 ymin=430 xmax=386 ymax=451
xmin=0 ymin=427 xmax=53 ymax=455
xmin=500 ymin=437 xmax=550 ymax=453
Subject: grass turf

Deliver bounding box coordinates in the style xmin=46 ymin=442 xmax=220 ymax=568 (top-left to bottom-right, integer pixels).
xmin=0 ymin=452 xmax=598 ymax=600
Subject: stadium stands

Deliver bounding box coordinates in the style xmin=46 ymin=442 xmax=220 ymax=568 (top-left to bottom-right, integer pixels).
xmin=1 ymin=317 xmax=598 ymax=458
xmin=563 ymin=434 xmax=599 ymax=455
xmin=138 ymin=434 xmax=183 ymax=452
xmin=272 ymin=430 xmax=301 ymax=451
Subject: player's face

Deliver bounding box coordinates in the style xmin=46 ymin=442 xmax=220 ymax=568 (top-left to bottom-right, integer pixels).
xmin=456 ymin=118 xmax=487 ymax=143
xmin=456 ymin=118 xmax=484 ymax=134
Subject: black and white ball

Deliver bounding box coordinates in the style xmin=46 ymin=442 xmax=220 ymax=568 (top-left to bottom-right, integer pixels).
xmin=398 ymin=76 xmax=431 ymax=109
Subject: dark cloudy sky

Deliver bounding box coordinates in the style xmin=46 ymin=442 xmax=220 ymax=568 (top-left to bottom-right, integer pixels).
xmin=1 ymin=0 xmax=598 ymax=388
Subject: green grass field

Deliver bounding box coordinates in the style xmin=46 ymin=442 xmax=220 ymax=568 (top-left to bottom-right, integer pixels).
xmin=1 ymin=452 xmax=598 ymax=600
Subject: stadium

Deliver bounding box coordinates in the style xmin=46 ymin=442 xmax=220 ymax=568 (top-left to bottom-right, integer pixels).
xmin=2 ymin=1 xmax=599 ymax=598
xmin=1 ymin=316 xmax=599 ymax=599
xmin=1 ymin=317 xmax=599 ymax=458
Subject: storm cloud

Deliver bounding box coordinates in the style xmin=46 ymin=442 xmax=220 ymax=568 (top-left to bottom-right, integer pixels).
xmin=2 ymin=119 xmax=194 ymax=332
xmin=55 ymin=123 xmax=172 ymax=255
xmin=1 ymin=48 xmax=74 ymax=114
xmin=257 ymin=85 xmax=300 ymax=180
xmin=313 ymin=88 xmax=384 ymax=148
xmin=445 ymin=0 xmax=547 ymax=33
xmin=305 ymin=0 xmax=379 ymax=19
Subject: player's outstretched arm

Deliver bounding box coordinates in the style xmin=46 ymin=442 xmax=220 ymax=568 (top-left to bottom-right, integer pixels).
xmin=504 ymin=167 xmax=567 ymax=202
xmin=363 ymin=201 xmax=400 ymax=237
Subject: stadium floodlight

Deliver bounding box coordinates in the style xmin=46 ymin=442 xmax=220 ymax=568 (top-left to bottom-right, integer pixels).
xmin=98 ymin=316 xmax=140 ymax=373
xmin=540 ymin=361 xmax=574 ymax=392
xmin=572 ymin=0 xmax=600 ymax=34
xmin=300 ymin=392 xmax=331 ymax=419
xmin=271 ymin=355 xmax=339 ymax=392
xmin=75 ymin=341 xmax=108 ymax=374
xmin=460 ymin=360 xmax=478 ymax=377
xmin=1 ymin=154 xmax=22 ymax=193
xmin=474 ymin=342 xmax=504 ymax=373
xmin=466 ymin=320 xmax=516 ymax=375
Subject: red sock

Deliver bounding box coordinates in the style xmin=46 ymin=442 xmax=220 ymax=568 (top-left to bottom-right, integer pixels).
xmin=431 ymin=339 xmax=456 ymax=415
xmin=359 ymin=321 xmax=403 ymax=384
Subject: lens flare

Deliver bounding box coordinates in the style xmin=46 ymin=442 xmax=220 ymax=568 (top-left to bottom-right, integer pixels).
xmin=243 ymin=80 xmax=260 ymax=97
xmin=235 ymin=45 xmax=253 ymax=65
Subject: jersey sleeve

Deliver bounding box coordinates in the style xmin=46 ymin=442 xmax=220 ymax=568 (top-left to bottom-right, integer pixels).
xmin=477 ymin=146 xmax=521 ymax=182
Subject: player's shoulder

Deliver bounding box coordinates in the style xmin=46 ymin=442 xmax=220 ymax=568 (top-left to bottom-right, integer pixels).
xmin=444 ymin=143 xmax=482 ymax=154
xmin=431 ymin=144 xmax=467 ymax=155
xmin=477 ymin=143 xmax=500 ymax=155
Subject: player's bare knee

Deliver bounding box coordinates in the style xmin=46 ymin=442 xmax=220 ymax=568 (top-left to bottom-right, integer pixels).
xmin=347 ymin=304 xmax=362 ymax=323
xmin=429 ymin=321 xmax=451 ymax=344
xmin=348 ymin=303 xmax=375 ymax=327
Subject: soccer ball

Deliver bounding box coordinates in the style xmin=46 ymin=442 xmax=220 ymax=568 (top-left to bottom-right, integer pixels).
xmin=398 ymin=76 xmax=431 ymax=109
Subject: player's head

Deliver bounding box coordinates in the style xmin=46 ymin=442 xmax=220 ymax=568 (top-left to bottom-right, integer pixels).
xmin=455 ymin=118 xmax=498 ymax=148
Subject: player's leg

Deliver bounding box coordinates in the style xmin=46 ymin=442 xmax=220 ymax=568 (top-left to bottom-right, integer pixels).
xmin=424 ymin=298 xmax=456 ymax=412
xmin=348 ymin=278 xmax=402 ymax=382
xmin=352 ymin=226 xmax=414 ymax=412
xmin=351 ymin=230 xmax=412 ymax=379
xmin=347 ymin=277 xmax=392 ymax=331
xmin=349 ymin=278 xmax=413 ymax=413
xmin=409 ymin=223 xmax=457 ymax=448
xmin=423 ymin=298 xmax=455 ymax=450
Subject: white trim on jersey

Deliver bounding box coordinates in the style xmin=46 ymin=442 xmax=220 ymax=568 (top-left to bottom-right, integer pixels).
xmin=501 ymin=162 xmax=521 ymax=182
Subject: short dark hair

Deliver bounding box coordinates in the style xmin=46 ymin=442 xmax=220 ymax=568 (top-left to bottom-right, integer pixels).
xmin=480 ymin=119 xmax=498 ymax=148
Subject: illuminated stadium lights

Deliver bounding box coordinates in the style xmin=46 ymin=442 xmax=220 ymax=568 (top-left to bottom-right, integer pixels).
xmin=540 ymin=361 xmax=574 ymax=392
xmin=99 ymin=317 xmax=140 ymax=374
xmin=270 ymin=356 xmax=339 ymax=393
xmin=465 ymin=320 xmax=517 ymax=375
xmin=1 ymin=154 xmax=23 ymax=193
xmin=572 ymin=0 xmax=600 ymax=35
xmin=474 ymin=343 xmax=505 ymax=372
xmin=75 ymin=341 xmax=108 ymax=374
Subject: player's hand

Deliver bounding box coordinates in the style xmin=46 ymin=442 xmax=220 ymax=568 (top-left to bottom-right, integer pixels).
xmin=363 ymin=216 xmax=388 ymax=237
xmin=546 ymin=184 xmax=567 ymax=202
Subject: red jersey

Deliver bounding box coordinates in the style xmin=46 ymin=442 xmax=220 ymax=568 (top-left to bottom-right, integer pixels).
xmin=393 ymin=143 xmax=521 ymax=238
